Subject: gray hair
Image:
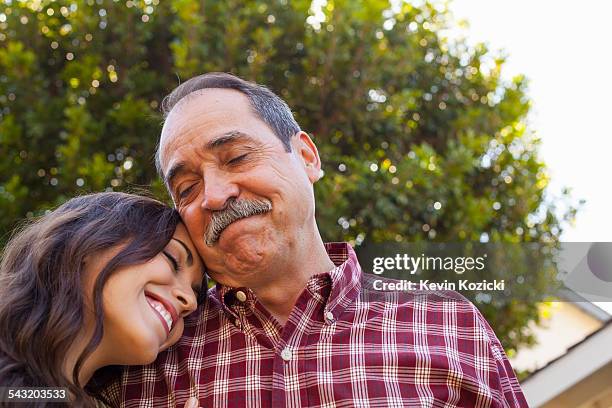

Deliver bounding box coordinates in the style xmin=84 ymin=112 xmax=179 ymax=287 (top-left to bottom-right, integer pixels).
xmin=156 ymin=72 xmax=301 ymax=178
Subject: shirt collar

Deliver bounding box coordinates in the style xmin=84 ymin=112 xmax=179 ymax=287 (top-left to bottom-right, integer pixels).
xmin=213 ymin=242 xmax=362 ymax=320
xmin=320 ymin=242 xmax=362 ymax=319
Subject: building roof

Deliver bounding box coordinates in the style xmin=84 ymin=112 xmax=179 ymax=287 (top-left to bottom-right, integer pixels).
xmin=521 ymin=319 xmax=612 ymax=407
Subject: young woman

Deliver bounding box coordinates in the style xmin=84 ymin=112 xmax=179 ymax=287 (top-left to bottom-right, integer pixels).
xmin=0 ymin=192 xmax=205 ymax=407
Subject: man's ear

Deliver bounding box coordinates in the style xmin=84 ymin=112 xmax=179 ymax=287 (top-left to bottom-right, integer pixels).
xmin=292 ymin=131 xmax=322 ymax=183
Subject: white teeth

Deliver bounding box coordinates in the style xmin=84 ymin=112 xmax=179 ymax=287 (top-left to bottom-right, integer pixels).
xmin=150 ymin=300 xmax=173 ymax=331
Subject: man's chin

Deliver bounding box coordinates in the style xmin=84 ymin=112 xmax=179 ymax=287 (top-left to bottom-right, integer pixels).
xmin=219 ymin=232 xmax=268 ymax=258
xmin=208 ymin=248 xmax=268 ymax=285
xmin=214 ymin=234 xmax=273 ymax=276
xmin=215 ymin=215 xmax=268 ymax=247
xmin=201 ymin=216 xmax=276 ymax=276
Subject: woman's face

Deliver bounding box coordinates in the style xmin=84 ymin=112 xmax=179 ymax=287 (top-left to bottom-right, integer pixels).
xmin=86 ymin=223 xmax=204 ymax=366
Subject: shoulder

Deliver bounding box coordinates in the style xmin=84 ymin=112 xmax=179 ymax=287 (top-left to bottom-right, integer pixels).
xmin=359 ymin=273 xmax=508 ymax=362
xmin=360 ymin=273 xmax=500 ymax=344
xmin=358 ymin=277 xmax=527 ymax=405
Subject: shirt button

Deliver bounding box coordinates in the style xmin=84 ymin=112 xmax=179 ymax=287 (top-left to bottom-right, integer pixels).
xmin=280 ymin=347 xmax=292 ymax=362
xmin=235 ymin=320 xmax=242 ymax=329
xmin=235 ymin=290 xmax=247 ymax=302
xmin=325 ymin=311 xmax=335 ymax=323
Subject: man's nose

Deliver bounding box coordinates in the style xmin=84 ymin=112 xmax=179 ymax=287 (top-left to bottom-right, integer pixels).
xmin=201 ymin=169 xmax=239 ymax=211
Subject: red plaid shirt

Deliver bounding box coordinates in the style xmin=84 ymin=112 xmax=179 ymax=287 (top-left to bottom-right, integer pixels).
xmin=101 ymin=243 xmax=527 ymax=407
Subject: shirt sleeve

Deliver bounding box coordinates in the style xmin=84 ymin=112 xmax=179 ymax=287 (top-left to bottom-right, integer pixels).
xmin=474 ymin=305 xmax=530 ymax=408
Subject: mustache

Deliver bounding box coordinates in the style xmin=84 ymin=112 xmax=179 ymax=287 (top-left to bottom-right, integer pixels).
xmin=204 ymin=197 xmax=272 ymax=246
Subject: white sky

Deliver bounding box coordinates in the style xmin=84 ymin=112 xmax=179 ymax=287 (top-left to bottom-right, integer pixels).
xmin=446 ymin=0 xmax=612 ymax=242
xmin=446 ymin=0 xmax=612 ymax=313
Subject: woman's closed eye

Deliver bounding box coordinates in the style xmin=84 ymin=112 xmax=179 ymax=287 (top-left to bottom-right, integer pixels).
xmin=163 ymin=250 xmax=180 ymax=273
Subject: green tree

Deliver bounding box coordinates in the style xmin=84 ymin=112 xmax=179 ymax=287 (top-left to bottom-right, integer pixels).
xmin=0 ymin=0 xmax=579 ymax=358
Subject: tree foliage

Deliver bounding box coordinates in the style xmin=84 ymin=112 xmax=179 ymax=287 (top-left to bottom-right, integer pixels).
xmin=0 ymin=0 xmax=578 ymax=357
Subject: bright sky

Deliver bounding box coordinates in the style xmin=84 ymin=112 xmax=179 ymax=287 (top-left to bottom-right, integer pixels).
xmin=446 ymin=0 xmax=612 ymax=242
xmin=446 ymin=0 xmax=612 ymax=313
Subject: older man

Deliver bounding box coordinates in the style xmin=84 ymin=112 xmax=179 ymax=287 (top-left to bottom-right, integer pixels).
xmin=102 ymin=73 xmax=527 ymax=407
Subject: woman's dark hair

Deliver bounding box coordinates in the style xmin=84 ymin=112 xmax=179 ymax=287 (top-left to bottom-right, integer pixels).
xmin=0 ymin=192 xmax=182 ymax=406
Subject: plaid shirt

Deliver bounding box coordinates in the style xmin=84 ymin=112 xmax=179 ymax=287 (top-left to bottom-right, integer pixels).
xmin=101 ymin=242 xmax=527 ymax=408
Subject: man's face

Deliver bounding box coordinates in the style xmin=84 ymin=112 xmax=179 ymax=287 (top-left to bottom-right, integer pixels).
xmin=158 ymin=89 xmax=321 ymax=288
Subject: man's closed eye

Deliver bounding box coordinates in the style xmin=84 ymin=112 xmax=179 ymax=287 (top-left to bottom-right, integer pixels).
xmin=227 ymin=153 xmax=248 ymax=166
xmin=179 ymin=184 xmax=196 ymax=199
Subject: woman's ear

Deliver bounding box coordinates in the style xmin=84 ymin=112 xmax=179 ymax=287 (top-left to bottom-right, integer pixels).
xmin=292 ymin=131 xmax=322 ymax=183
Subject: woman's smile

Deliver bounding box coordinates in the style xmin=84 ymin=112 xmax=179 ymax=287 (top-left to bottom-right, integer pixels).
xmin=145 ymin=291 xmax=179 ymax=336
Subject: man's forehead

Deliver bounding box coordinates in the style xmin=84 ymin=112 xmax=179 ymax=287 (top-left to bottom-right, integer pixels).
xmin=159 ymin=89 xmax=257 ymax=167
xmin=158 ymin=90 xmax=286 ymax=180
xmin=160 ymin=88 xmax=252 ymax=146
